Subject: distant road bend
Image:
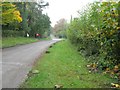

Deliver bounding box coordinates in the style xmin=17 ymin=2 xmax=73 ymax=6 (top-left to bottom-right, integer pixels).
xmin=2 ymin=39 xmax=61 ymax=88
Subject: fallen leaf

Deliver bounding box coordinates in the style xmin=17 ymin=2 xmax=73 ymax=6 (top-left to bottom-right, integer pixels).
xmin=111 ymin=83 xmax=120 ymax=88
xmin=32 ymin=70 xmax=39 ymax=74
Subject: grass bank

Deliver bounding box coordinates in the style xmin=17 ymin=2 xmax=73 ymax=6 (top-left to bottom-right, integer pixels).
xmin=21 ymin=40 xmax=117 ymax=88
xmin=1 ymin=37 xmax=38 ymax=48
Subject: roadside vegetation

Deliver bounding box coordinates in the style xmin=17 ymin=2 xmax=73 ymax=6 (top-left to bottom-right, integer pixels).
xmin=67 ymin=1 xmax=120 ymax=86
xmin=2 ymin=2 xmax=51 ymax=38
xmin=2 ymin=0 xmax=120 ymax=88
xmin=1 ymin=36 xmax=52 ymax=48
xmin=21 ymin=40 xmax=117 ymax=88
xmin=50 ymin=2 xmax=120 ymax=87
xmin=1 ymin=37 xmax=38 ymax=48
xmin=1 ymin=1 xmax=51 ymax=48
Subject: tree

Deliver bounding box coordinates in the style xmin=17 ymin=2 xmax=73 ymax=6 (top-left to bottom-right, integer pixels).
xmin=67 ymin=2 xmax=120 ymax=69
xmin=1 ymin=2 xmax=22 ymax=25
xmin=2 ymin=1 xmax=51 ymax=37
xmin=24 ymin=2 xmax=51 ymax=37
xmin=15 ymin=1 xmax=50 ymax=37
xmin=53 ymin=18 xmax=67 ymax=38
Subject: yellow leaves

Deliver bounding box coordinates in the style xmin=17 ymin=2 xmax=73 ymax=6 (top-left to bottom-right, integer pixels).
xmin=2 ymin=6 xmax=16 ymax=15
xmin=114 ymin=65 xmax=119 ymax=69
xmin=111 ymin=21 xmax=118 ymax=26
xmin=117 ymin=27 xmax=120 ymax=30
xmin=111 ymin=83 xmax=120 ymax=88
xmin=90 ymin=63 xmax=97 ymax=68
xmin=87 ymin=63 xmax=98 ymax=72
xmin=1 ymin=3 xmax=16 ymax=8
xmin=13 ymin=10 xmax=22 ymax=22
xmin=110 ymin=71 xmax=114 ymax=75
xmin=17 ymin=16 xmax=22 ymax=22
xmin=106 ymin=68 xmax=110 ymax=71
xmin=101 ymin=10 xmax=104 ymax=13
xmin=113 ymin=65 xmax=119 ymax=73
xmin=103 ymin=64 xmax=120 ymax=82
xmin=103 ymin=68 xmax=111 ymax=74
xmin=13 ymin=10 xmax=20 ymax=15
xmin=1 ymin=3 xmax=22 ymax=25
xmin=101 ymin=2 xmax=119 ymax=37
xmin=92 ymin=63 xmax=97 ymax=68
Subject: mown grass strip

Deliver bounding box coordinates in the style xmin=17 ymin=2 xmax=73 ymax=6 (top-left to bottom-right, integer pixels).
xmin=21 ymin=40 xmax=117 ymax=88
xmin=1 ymin=37 xmax=38 ymax=48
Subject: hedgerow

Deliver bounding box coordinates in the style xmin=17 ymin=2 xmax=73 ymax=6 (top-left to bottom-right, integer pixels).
xmin=67 ymin=1 xmax=120 ymax=70
xmin=2 ymin=30 xmax=25 ymax=37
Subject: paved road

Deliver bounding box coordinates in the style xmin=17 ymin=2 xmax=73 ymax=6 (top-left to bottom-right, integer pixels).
xmin=1 ymin=39 xmax=60 ymax=88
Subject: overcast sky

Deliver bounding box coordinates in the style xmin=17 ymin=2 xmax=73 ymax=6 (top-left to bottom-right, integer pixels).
xmin=42 ymin=0 xmax=98 ymax=27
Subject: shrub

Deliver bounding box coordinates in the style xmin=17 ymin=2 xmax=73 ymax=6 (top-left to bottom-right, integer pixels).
xmin=67 ymin=2 xmax=120 ymax=69
xmin=2 ymin=30 xmax=25 ymax=37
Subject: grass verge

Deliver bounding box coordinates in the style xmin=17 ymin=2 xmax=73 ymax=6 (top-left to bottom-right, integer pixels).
xmin=1 ymin=37 xmax=38 ymax=48
xmin=21 ymin=40 xmax=117 ymax=88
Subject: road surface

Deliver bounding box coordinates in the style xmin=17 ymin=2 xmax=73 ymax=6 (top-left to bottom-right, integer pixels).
xmin=1 ymin=39 xmax=61 ymax=88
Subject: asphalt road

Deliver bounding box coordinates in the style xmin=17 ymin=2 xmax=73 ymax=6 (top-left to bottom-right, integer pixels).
xmin=1 ymin=39 xmax=61 ymax=88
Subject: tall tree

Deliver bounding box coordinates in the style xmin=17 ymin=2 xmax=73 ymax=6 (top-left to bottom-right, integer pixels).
xmin=15 ymin=1 xmax=50 ymax=36
xmin=2 ymin=1 xmax=51 ymax=37
xmin=1 ymin=2 xmax=22 ymax=25
xmin=53 ymin=18 xmax=67 ymax=38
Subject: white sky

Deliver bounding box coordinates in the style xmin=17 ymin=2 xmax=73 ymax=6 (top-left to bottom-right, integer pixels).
xmin=42 ymin=0 xmax=98 ymax=27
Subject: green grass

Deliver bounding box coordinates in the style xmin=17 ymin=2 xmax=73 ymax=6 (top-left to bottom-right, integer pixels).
xmin=1 ymin=37 xmax=38 ymax=48
xmin=21 ymin=40 xmax=117 ymax=88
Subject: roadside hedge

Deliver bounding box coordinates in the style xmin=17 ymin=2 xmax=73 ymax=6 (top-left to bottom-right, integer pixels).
xmin=2 ymin=30 xmax=25 ymax=37
xmin=67 ymin=2 xmax=120 ymax=69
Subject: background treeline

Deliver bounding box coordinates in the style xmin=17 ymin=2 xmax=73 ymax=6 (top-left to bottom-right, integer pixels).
xmin=67 ymin=1 xmax=120 ymax=70
xmin=1 ymin=1 xmax=51 ymax=38
xmin=52 ymin=18 xmax=67 ymax=38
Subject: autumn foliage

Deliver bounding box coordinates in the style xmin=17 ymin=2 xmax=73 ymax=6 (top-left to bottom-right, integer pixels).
xmin=1 ymin=2 xmax=22 ymax=25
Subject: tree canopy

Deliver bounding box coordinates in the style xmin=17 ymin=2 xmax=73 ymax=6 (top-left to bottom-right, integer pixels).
xmin=52 ymin=18 xmax=67 ymax=38
xmin=2 ymin=1 xmax=51 ymax=38
xmin=1 ymin=2 xmax=22 ymax=25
